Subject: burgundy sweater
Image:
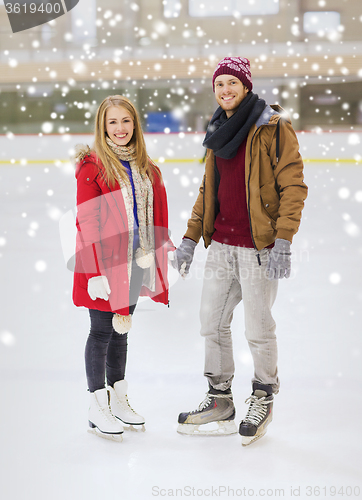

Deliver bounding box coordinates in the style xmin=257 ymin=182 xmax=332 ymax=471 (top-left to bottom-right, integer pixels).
xmin=212 ymin=138 xmax=254 ymax=248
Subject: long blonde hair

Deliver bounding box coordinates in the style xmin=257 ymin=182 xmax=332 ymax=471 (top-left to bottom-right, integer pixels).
xmin=93 ymin=95 xmax=158 ymax=186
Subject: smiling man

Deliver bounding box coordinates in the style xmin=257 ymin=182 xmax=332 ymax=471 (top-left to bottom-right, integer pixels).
xmin=214 ymin=74 xmax=249 ymax=117
xmin=172 ymin=57 xmax=308 ymax=445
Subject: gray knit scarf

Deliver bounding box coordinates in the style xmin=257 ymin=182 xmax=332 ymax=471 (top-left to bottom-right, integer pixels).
xmin=203 ymin=92 xmax=266 ymax=159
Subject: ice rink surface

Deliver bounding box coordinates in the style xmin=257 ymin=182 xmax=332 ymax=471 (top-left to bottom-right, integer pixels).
xmin=0 ymin=151 xmax=361 ymax=499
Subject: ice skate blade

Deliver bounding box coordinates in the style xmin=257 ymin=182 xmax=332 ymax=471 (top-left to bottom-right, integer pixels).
xmin=87 ymin=427 xmax=123 ymax=442
xmin=177 ymin=420 xmax=237 ymax=436
xmin=241 ymin=430 xmax=267 ymax=447
xmin=122 ymin=423 xmax=146 ymax=432
xmin=114 ymin=416 xmax=146 ymax=432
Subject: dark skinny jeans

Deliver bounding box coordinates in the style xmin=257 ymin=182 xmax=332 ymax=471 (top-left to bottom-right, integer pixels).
xmin=85 ymin=260 xmax=144 ymax=393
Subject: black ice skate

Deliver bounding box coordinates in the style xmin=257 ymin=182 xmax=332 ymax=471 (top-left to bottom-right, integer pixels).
xmin=239 ymin=384 xmax=273 ymax=446
xmin=177 ymin=388 xmax=237 ymax=436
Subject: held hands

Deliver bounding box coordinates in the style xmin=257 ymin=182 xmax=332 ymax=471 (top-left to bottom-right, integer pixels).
xmin=87 ymin=275 xmax=111 ymax=301
xmin=169 ymin=238 xmax=197 ymax=278
xmin=266 ymin=239 xmax=292 ymax=280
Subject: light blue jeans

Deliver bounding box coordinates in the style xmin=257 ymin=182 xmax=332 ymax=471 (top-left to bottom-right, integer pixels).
xmin=200 ymin=240 xmax=279 ymax=394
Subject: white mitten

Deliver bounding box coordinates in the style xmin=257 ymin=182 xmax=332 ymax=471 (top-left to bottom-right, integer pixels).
xmin=87 ymin=276 xmax=111 ymax=301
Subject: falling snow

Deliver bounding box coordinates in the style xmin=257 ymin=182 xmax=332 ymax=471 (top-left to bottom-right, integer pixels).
xmin=1 ymin=1 xmax=362 ymax=498
xmin=0 ymin=331 xmax=16 ymax=346
xmin=34 ymin=260 xmax=47 ymax=272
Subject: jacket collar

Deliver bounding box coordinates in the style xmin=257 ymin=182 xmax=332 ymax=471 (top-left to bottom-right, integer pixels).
xmin=255 ymin=104 xmax=291 ymax=129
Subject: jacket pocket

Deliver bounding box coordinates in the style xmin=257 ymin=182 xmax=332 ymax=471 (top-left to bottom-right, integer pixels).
xmin=260 ymin=184 xmax=280 ymax=222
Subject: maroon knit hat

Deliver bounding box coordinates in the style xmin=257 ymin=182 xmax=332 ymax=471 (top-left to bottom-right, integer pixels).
xmin=212 ymin=57 xmax=253 ymax=92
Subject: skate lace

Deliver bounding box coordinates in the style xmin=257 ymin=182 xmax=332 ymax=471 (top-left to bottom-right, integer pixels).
xmin=119 ymin=395 xmax=137 ymax=414
xmin=243 ymin=395 xmax=271 ymax=426
xmin=100 ymin=402 xmax=118 ymax=423
xmin=192 ymin=392 xmax=232 ymax=413
xmin=195 ymin=393 xmax=213 ymax=412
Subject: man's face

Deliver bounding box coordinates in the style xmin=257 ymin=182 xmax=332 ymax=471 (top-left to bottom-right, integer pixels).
xmin=214 ymin=75 xmax=249 ymax=118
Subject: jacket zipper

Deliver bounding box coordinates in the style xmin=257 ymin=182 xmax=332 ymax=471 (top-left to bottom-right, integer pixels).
xmin=247 ymin=128 xmax=261 ymax=265
xmin=202 ymin=174 xmax=206 ymax=245
xmin=247 ymin=117 xmax=281 ymax=266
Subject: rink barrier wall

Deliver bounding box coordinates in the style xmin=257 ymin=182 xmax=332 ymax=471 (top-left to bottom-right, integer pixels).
xmin=0 ymin=131 xmax=361 ymax=164
xmin=1 ymin=159 xmax=362 ymax=165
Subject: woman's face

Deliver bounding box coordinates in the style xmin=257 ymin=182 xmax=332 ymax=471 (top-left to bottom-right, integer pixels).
xmin=105 ymin=106 xmax=134 ymax=146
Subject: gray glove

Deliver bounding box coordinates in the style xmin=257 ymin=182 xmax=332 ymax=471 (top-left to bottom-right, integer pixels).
xmin=171 ymin=238 xmax=197 ymax=277
xmin=266 ymin=239 xmax=292 ymax=280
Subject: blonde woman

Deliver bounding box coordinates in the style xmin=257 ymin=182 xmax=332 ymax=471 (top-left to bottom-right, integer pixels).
xmin=73 ymin=95 xmax=172 ymax=441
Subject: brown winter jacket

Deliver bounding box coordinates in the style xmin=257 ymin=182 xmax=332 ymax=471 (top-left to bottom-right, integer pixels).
xmin=184 ymin=105 xmax=308 ymax=251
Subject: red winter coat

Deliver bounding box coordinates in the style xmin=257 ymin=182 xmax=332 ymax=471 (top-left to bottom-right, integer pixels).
xmin=72 ymin=152 xmax=172 ymax=315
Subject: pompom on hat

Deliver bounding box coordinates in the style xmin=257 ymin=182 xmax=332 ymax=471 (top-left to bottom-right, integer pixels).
xmin=212 ymin=57 xmax=253 ymax=92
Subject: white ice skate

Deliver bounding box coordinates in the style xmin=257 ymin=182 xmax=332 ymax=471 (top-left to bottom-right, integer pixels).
xmin=108 ymin=380 xmax=145 ymax=431
xmin=88 ymin=388 xmax=124 ymax=442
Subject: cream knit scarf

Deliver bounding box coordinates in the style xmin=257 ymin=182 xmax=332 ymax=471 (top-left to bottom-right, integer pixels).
xmin=106 ymin=137 xmax=155 ymax=278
